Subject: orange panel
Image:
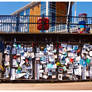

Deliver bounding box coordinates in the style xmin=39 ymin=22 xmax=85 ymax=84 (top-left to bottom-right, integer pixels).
xmin=56 ymin=2 xmax=68 ymax=24
xmin=29 ymin=3 xmax=41 ymax=33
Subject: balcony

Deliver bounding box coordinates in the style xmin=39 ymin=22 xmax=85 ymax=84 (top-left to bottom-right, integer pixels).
xmin=0 ymin=15 xmax=92 ymax=34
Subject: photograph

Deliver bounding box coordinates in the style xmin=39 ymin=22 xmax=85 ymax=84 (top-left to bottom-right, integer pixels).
xmin=0 ymin=0 xmax=92 ymax=90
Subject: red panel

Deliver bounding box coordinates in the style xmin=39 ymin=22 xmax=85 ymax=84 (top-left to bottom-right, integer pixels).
xmin=37 ymin=17 xmax=49 ymax=30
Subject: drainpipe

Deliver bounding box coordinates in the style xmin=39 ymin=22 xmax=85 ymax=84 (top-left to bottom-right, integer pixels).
xmin=74 ymin=2 xmax=77 ymax=23
xmin=67 ymin=2 xmax=71 ymax=33
xmin=46 ymin=1 xmax=49 ymax=32
xmin=46 ymin=1 xmax=48 ymax=16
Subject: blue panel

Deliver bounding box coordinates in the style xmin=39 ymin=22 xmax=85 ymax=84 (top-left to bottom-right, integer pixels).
xmin=20 ymin=10 xmax=24 ymax=15
xmin=26 ymin=8 xmax=30 ymax=32
xmin=48 ymin=2 xmax=56 ymax=32
xmin=40 ymin=2 xmax=46 ymax=32
xmin=41 ymin=2 xmax=46 ymax=16
xmin=19 ymin=8 xmax=30 ymax=32
xmin=26 ymin=8 xmax=30 ymax=15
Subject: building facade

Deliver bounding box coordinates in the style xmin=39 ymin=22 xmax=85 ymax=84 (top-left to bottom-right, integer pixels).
xmin=12 ymin=2 xmax=73 ymax=33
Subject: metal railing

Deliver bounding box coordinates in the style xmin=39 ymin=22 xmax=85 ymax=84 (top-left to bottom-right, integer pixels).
xmin=0 ymin=15 xmax=92 ymax=33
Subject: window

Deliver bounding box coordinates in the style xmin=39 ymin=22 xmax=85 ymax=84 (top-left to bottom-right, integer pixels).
xmin=41 ymin=2 xmax=46 ymax=16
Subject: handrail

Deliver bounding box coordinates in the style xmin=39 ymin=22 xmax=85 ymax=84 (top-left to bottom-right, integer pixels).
xmin=0 ymin=15 xmax=92 ymax=33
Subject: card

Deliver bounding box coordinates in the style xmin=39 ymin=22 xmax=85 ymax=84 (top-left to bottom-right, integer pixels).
xmin=47 ymin=63 xmax=53 ymax=69
xmin=30 ymin=52 xmax=34 ymax=58
xmin=47 ymin=45 xmax=51 ymax=51
xmin=39 ymin=51 xmax=44 ymax=57
xmin=89 ymin=51 xmax=92 ymax=57
xmin=21 ymin=56 xmax=25 ymax=60
xmin=39 ymin=70 xmax=44 ymax=73
xmin=48 ymin=52 xmax=53 ymax=56
xmin=78 ymin=65 xmax=82 ymax=76
xmin=54 ymin=54 xmax=57 ymax=59
xmin=61 ymin=44 xmax=67 ymax=48
xmin=82 ymin=66 xmax=86 ymax=80
xmin=67 ymin=69 xmax=73 ymax=74
xmin=20 ymin=60 xmax=25 ymax=67
xmin=53 ymin=64 xmax=57 ymax=69
xmin=52 ymin=75 xmax=56 ymax=79
xmin=74 ymin=69 xmax=79 ymax=75
xmin=16 ymin=73 xmax=26 ymax=79
xmin=83 ymin=44 xmax=88 ymax=49
xmin=50 ymin=44 xmax=53 ymax=51
xmin=86 ymin=70 xmax=90 ymax=77
xmin=43 ymin=75 xmax=48 ymax=79
xmin=58 ymin=67 xmax=63 ymax=73
xmin=82 ymin=50 xmax=88 ymax=54
xmin=5 ymin=55 xmax=10 ymax=62
xmin=73 ymin=45 xmax=78 ymax=50
xmin=58 ymin=74 xmax=62 ymax=80
xmin=90 ymin=66 xmax=92 ymax=79
xmin=53 ymin=49 xmax=57 ymax=53
xmin=10 ymin=69 xmax=16 ymax=80
xmin=68 ymin=52 xmax=74 ymax=58
xmin=75 ymin=56 xmax=81 ymax=62
xmin=67 ymin=45 xmax=72 ymax=51
xmin=12 ymin=59 xmax=18 ymax=67
xmin=36 ymin=48 xmax=40 ymax=53
xmin=39 ymin=73 xmax=42 ymax=77
xmin=36 ymin=53 xmax=40 ymax=58
xmin=48 ymin=72 xmax=52 ymax=76
xmin=49 ymin=56 xmax=55 ymax=62
xmin=40 ymin=65 xmax=42 ymax=69
xmin=65 ymin=58 xmax=70 ymax=64
xmin=89 ymin=45 xmax=92 ymax=49
xmin=4 ymin=61 xmax=10 ymax=66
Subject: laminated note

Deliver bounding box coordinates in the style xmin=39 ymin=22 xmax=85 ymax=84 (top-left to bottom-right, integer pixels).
xmin=68 ymin=52 xmax=74 ymax=58
xmin=52 ymin=75 xmax=56 ymax=79
xmin=67 ymin=45 xmax=72 ymax=51
xmin=90 ymin=66 xmax=92 ymax=79
xmin=61 ymin=44 xmax=67 ymax=48
xmin=89 ymin=51 xmax=92 ymax=57
xmin=73 ymin=45 xmax=78 ymax=50
xmin=39 ymin=73 xmax=42 ymax=77
xmin=43 ymin=75 xmax=48 ymax=79
xmin=58 ymin=74 xmax=62 ymax=80
xmin=82 ymin=66 xmax=86 ymax=80
xmin=11 ymin=69 xmax=16 ymax=80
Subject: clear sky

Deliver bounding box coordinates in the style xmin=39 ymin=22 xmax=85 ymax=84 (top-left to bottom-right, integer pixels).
xmin=0 ymin=2 xmax=30 ymax=15
xmin=0 ymin=2 xmax=92 ymax=17
xmin=72 ymin=2 xmax=92 ymax=17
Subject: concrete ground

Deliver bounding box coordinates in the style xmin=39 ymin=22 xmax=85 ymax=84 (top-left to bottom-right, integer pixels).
xmin=0 ymin=82 xmax=92 ymax=90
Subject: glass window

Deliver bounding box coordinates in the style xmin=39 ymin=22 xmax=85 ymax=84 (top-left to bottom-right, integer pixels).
xmin=41 ymin=2 xmax=46 ymax=16
xmin=48 ymin=2 xmax=56 ymax=32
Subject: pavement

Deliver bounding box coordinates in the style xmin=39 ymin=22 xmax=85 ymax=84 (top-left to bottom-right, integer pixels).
xmin=0 ymin=82 xmax=92 ymax=90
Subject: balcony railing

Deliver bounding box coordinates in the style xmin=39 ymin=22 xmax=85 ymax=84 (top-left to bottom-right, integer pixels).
xmin=0 ymin=15 xmax=92 ymax=33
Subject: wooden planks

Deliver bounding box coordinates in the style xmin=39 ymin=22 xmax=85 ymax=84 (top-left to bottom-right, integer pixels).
xmin=29 ymin=3 xmax=41 ymax=33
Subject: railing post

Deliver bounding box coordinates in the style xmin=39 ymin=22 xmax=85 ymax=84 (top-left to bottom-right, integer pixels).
xmin=67 ymin=16 xmax=70 ymax=33
xmin=16 ymin=15 xmax=19 ymax=32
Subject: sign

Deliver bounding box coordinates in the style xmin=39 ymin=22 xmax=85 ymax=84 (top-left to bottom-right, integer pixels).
xmin=37 ymin=17 xmax=49 ymax=30
xmin=58 ymin=74 xmax=63 ymax=80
